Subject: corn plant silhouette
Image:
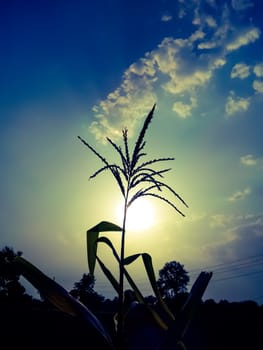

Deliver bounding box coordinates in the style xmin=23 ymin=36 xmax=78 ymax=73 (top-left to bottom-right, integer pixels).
xmin=78 ymin=104 xmax=188 ymax=348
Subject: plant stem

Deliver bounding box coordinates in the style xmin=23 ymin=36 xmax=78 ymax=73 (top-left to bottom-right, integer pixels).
xmin=117 ymin=191 xmax=129 ymax=349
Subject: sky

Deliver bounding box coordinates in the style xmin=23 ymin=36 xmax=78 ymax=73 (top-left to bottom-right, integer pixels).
xmin=1 ymin=0 xmax=263 ymax=304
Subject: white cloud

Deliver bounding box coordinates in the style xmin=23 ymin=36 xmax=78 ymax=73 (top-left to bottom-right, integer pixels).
xmin=240 ymin=154 xmax=263 ymax=168
xmin=89 ymin=88 xmax=157 ymax=142
xmin=210 ymin=214 xmax=235 ymax=228
xmin=192 ymin=5 xmax=217 ymax=28
xmin=190 ymin=29 xmax=206 ymax=42
xmin=252 ymin=63 xmax=263 ymax=92
xmin=227 ymin=187 xmax=251 ymax=202
xmin=163 ymin=69 xmax=212 ymax=95
xmin=90 ymin=27 xmax=229 ymax=141
xmin=240 ymin=154 xmax=257 ymax=166
xmin=128 ymin=58 xmax=156 ymax=77
xmin=172 ymin=97 xmax=197 ymax=118
xmin=225 ymin=91 xmax=250 ymax=116
xmin=198 ymin=41 xmax=217 ymax=49
xmin=253 ymin=63 xmax=263 ymax=77
xmin=205 ymin=15 xmax=217 ymax=28
xmin=207 ymin=214 xmax=263 ymax=262
xmin=226 ymin=28 xmax=260 ymax=52
xmin=161 ymin=14 xmax=173 ymax=22
xmin=230 ymin=63 xmax=250 ymax=79
xmin=88 ymin=5 xmax=259 ymax=141
xmin=253 ymin=80 xmax=263 ymax=93
xmin=213 ymin=58 xmax=227 ymax=68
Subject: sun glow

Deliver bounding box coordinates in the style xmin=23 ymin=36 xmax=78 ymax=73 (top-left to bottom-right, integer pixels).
xmin=116 ymin=197 xmax=155 ymax=231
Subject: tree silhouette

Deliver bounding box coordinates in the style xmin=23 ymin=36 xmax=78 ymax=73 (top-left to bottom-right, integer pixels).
xmin=157 ymin=261 xmax=189 ymax=299
xmin=0 ymin=246 xmax=25 ymax=300
xmin=70 ymin=273 xmax=104 ymax=311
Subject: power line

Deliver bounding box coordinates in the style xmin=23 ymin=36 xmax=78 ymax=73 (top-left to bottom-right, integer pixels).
xmin=95 ymin=254 xmax=263 ymax=286
xmin=94 ymin=254 xmax=263 ymax=302
xmin=211 ymin=269 xmax=263 ymax=282
xmin=188 ymin=253 xmax=263 ymax=274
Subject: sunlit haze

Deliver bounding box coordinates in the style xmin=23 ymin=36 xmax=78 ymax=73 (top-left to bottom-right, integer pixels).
xmin=115 ymin=198 xmax=155 ymax=231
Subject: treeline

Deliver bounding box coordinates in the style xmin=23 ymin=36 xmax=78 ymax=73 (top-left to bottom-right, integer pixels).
xmin=0 ymin=246 xmax=262 ymax=349
xmin=183 ymin=298 xmax=262 ymax=350
xmin=0 ymin=281 xmax=262 ymax=350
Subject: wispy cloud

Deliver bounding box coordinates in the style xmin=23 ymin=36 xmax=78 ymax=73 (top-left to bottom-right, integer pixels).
xmin=231 ymin=63 xmax=250 ymax=79
xmin=89 ymin=59 xmax=157 ymax=142
xmin=210 ymin=213 xmax=235 ymax=228
xmin=253 ymin=80 xmax=263 ymax=93
xmin=240 ymin=154 xmax=263 ymax=167
xmin=227 ymin=187 xmax=251 ymax=202
xmin=205 ymin=15 xmax=217 ymax=28
xmin=207 ymin=213 xmax=263 ymax=262
xmin=240 ymin=154 xmax=257 ymax=166
xmin=198 ymin=41 xmax=218 ymax=49
xmin=172 ymin=97 xmax=197 ymax=118
xmin=225 ymin=91 xmax=250 ymax=116
xmin=252 ymin=63 xmax=263 ymax=93
xmin=90 ymin=29 xmax=225 ymax=140
xmin=161 ymin=14 xmax=173 ymax=22
xmin=89 ymin=2 xmax=260 ymax=142
xmin=226 ymin=28 xmax=260 ymax=52
xmin=253 ymin=63 xmax=263 ymax=77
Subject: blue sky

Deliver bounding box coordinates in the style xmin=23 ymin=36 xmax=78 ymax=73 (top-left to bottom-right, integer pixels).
xmin=1 ymin=0 xmax=263 ymax=303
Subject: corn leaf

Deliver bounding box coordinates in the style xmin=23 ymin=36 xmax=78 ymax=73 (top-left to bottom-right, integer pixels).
xmin=13 ymin=256 xmax=114 ymax=347
xmin=123 ymin=253 xmax=175 ymax=322
xmin=96 ymin=256 xmax=120 ymax=294
xmin=177 ymin=340 xmax=188 ymax=350
xmin=141 ymin=253 xmax=175 ymax=321
xmin=161 ymin=271 xmax=213 ymax=348
xmin=86 ymin=221 xmax=122 ymax=275
xmin=178 ymin=271 xmax=213 ymax=335
xmin=122 ymin=263 xmax=169 ymax=331
xmin=96 ymin=238 xmax=143 ymax=304
xmin=122 ymin=253 xmax=141 ymax=265
xmin=96 ymin=236 xmax=120 ymax=262
xmin=118 ymin=253 xmax=169 ymax=330
xmin=95 ymin=245 xmax=169 ymax=331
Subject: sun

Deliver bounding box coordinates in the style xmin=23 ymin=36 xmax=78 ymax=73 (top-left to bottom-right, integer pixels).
xmin=115 ymin=197 xmax=155 ymax=231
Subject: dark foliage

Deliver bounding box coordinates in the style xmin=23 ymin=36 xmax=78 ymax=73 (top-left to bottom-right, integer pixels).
xmin=157 ymin=261 xmax=190 ymax=299
xmin=1 ymin=246 xmax=262 ymax=350
xmin=0 ymin=246 xmax=26 ymax=300
xmin=69 ymin=273 xmax=105 ymax=312
xmin=183 ymin=299 xmax=263 ymax=350
xmin=0 ymin=298 xmax=111 ymax=350
xmin=1 ymin=290 xmax=262 ymax=350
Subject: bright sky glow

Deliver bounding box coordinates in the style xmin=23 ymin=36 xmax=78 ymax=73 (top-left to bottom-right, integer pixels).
xmin=1 ymin=0 xmax=263 ymax=304
xmin=116 ymin=198 xmax=155 ymax=232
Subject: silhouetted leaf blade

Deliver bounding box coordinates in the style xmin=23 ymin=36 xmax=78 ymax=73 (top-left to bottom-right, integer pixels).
xmin=13 ymin=256 xmax=114 ymax=347
xmin=97 ymin=256 xmax=119 ymax=294
xmin=86 ymin=221 xmax=122 ymax=275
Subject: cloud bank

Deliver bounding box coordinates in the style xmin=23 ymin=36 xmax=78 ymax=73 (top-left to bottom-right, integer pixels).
xmin=89 ymin=0 xmax=261 ymax=142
